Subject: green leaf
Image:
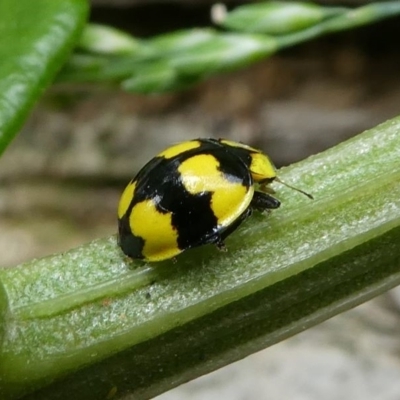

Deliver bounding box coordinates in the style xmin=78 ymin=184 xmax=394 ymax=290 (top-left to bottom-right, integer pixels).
xmin=147 ymin=28 xmax=218 ymax=55
xmin=0 ymin=0 xmax=89 ymax=156
xmin=122 ymin=61 xmax=197 ymax=94
xmin=77 ymin=23 xmax=143 ymax=55
xmin=122 ymin=32 xmax=278 ymax=93
xmin=274 ymin=1 xmax=400 ymax=48
xmin=1 ymin=116 xmax=400 ymax=399
xmin=214 ymin=1 xmax=345 ymax=35
xmin=167 ymin=33 xmax=277 ymax=75
xmin=56 ymin=2 xmax=400 ymax=94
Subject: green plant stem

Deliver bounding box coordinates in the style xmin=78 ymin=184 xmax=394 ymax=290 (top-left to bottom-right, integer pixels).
xmin=0 ymin=0 xmax=89 ymax=156
xmin=1 ymin=116 xmax=400 ymax=399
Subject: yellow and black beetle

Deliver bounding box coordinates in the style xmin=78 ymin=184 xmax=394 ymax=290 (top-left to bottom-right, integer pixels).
xmin=118 ymin=138 xmax=312 ymax=262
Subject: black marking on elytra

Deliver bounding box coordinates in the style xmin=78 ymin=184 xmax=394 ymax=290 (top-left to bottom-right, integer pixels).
xmin=212 ymin=148 xmax=251 ymax=187
xmin=170 ymin=190 xmax=219 ymax=250
xmin=118 ymin=213 xmax=145 ymax=259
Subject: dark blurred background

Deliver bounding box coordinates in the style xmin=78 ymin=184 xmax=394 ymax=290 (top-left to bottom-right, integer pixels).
xmin=1 ymin=1 xmax=400 ymax=398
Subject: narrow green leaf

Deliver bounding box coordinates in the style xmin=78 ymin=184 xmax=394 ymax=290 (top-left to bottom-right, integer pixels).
xmin=1 ymin=117 xmax=399 ymax=399
xmin=59 ymin=29 xmax=218 ymax=84
xmin=214 ymin=1 xmax=345 ymax=35
xmin=167 ymin=33 xmax=277 ymax=75
xmin=122 ymin=61 xmax=201 ymax=94
xmin=147 ymin=28 xmax=218 ymax=55
xmin=77 ymin=23 xmax=143 ymax=55
xmin=269 ymin=1 xmax=400 ymax=48
xmin=123 ymin=32 xmax=278 ymax=93
xmin=0 ymin=0 xmax=89 ymax=156
xmin=56 ymin=2 xmax=400 ymax=94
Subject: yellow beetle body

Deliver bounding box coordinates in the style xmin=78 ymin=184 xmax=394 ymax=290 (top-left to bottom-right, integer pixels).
xmin=118 ymin=138 xmax=282 ymax=262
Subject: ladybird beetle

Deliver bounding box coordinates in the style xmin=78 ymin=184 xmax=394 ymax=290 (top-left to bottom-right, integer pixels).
xmin=118 ymin=138 xmax=312 ymax=262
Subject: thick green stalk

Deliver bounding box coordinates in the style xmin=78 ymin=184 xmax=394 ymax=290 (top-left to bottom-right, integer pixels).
xmin=0 ymin=0 xmax=89 ymax=156
xmin=1 ymin=117 xmax=399 ymax=399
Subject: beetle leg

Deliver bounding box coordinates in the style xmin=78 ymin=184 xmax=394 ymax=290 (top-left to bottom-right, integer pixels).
xmin=216 ymin=238 xmax=227 ymax=252
xmin=251 ymin=191 xmax=281 ymax=212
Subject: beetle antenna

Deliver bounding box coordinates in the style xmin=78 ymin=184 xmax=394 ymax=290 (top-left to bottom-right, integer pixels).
xmin=275 ymin=177 xmax=314 ymax=200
